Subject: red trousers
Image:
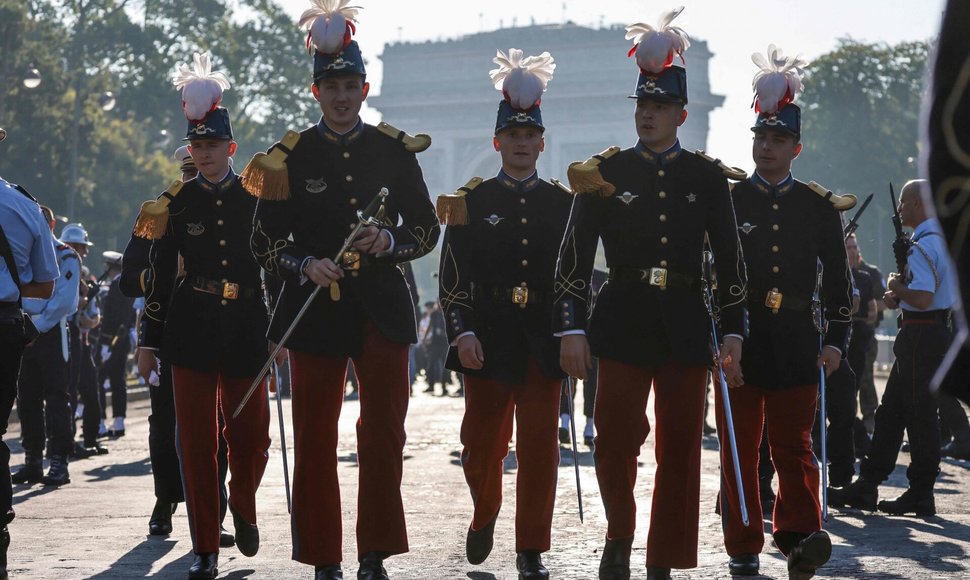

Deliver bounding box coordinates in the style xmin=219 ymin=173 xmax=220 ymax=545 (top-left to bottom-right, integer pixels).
xmin=288 ymin=322 xmax=410 ymax=566
xmin=715 ymin=382 xmax=821 ymax=556
xmin=172 ymin=366 xmax=270 ymax=554
xmin=593 ymin=358 xmax=707 ymax=569
xmin=461 ymin=358 xmax=562 ymax=552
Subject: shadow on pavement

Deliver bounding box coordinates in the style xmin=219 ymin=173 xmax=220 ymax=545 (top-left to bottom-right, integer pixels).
xmin=467 ymin=572 xmax=499 ymax=580
xmin=87 ymin=538 xmax=189 ymax=578
xmin=84 ymin=457 xmax=152 ymax=482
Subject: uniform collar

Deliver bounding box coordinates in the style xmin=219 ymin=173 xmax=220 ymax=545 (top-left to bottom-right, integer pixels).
xmin=750 ymin=172 xmax=795 ymax=197
xmin=497 ymin=169 xmax=540 ymax=193
xmin=912 ymin=217 xmax=942 ymax=240
xmin=316 ymin=117 xmax=364 ymax=146
xmin=197 ymin=168 xmax=236 ymax=193
xmin=635 ymin=139 xmax=682 ymax=165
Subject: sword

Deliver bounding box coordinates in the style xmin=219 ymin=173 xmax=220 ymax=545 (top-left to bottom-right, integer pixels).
xmin=843 ymin=192 xmax=874 ymax=240
xmin=233 ymin=188 xmax=389 ymax=419
xmin=565 ymin=377 xmax=585 ymax=523
xmin=272 ymin=361 xmax=292 ymax=513
xmin=819 ymin=348 xmax=829 ymax=523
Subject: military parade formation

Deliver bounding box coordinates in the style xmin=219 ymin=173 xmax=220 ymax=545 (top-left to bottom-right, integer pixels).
xmin=0 ymin=2 xmax=967 ymax=579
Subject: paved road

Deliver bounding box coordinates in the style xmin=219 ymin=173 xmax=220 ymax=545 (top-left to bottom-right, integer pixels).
xmin=5 ymin=378 xmax=970 ymax=579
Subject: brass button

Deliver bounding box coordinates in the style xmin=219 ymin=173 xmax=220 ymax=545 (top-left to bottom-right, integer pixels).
xmin=771 ymin=245 xmax=779 ymax=253
xmin=772 ymin=224 xmax=779 ymax=231
xmin=221 ymin=278 xmax=228 ymax=283
xmin=658 ymin=191 xmax=667 ymax=199
xmin=772 ymin=266 xmax=780 ymax=273
xmin=659 ymin=214 xmax=667 ymax=222
xmin=220 ymin=299 xmax=227 ymax=306
xmin=520 ymin=197 xmax=526 ymax=205
xmin=345 ymin=175 xmax=353 ymax=182
xmin=657 ymin=170 xmax=665 ymax=177
xmin=660 ymin=260 xmax=668 ymax=267
xmin=216 ymin=200 xmax=223 ymax=206
xmin=519 ymin=303 xmax=527 ymax=309
xmin=343 ymin=152 xmax=350 ymax=159
xmin=772 ymin=203 xmax=779 ymax=210
xmin=349 ymin=223 xmax=355 ymax=229
xmin=351 ymin=271 xmax=359 ymax=278
xmin=660 ymin=236 xmax=668 ymax=244
xmin=217 ymin=219 xmax=224 ymax=226
xmin=521 ymin=260 xmax=528 ymax=267
xmin=521 ymin=239 xmax=528 ymax=245
xmin=520 ymin=281 xmax=528 ymax=287
xmin=221 ymin=259 xmax=228 ymax=266
xmin=350 ymin=198 xmax=358 ymax=205
xmin=219 ymin=240 xmax=226 ymax=247
xmin=520 ymin=217 xmax=527 ymax=225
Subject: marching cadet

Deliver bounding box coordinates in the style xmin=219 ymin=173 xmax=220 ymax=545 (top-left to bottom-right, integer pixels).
xmin=245 ymin=4 xmax=438 ymax=579
xmin=15 ymin=205 xmax=80 ymax=488
xmin=123 ymin=145 xmax=235 ymax=546
xmin=829 ymin=179 xmax=955 ymax=517
xmin=556 ymin=8 xmax=748 ymax=580
xmin=716 ymin=46 xmax=853 ymax=579
xmin=436 ymin=48 xmax=568 ymax=580
xmin=134 ymin=52 xmax=270 ymax=580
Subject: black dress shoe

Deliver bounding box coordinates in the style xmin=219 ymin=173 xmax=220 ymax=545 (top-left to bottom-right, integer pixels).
xmin=76 ymin=442 xmax=110 ymax=459
xmin=516 ymin=551 xmax=549 ymax=579
xmin=107 ymin=428 xmax=125 ymax=438
xmin=148 ymin=500 xmax=177 ymax=536
xmin=228 ymin=503 xmax=259 ymax=557
xmin=559 ymin=427 xmax=570 ymax=444
xmin=315 ymin=564 xmax=344 ymax=580
xmin=827 ymin=477 xmax=877 ymax=511
xmin=41 ymin=455 xmax=70 ymax=487
xmin=466 ymin=511 xmax=498 ymax=565
xmin=599 ymin=536 xmax=632 ymax=580
xmin=187 ymin=552 xmax=218 ymax=579
xmin=877 ymin=489 xmax=936 ymax=516
xmin=646 ymin=567 xmax=671 ymax=580
xmin=357 ymin=552 xmax=389 ymax=580
xmin=11 ymin=459 xmax=43 ymax=485
xmin=219 ymin=526 xmax=235 ymax=548
xmin=787 ymin=530 xmax=831 ymax=580
xmin=729 ymin=553 xmax=760 ymax=575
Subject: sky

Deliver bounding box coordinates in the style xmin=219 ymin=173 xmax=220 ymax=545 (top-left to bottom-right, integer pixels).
xmin=277 ymin=0 xmax=945 ymax=169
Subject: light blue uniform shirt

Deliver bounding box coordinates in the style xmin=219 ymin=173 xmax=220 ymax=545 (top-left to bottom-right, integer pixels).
xmin=23 ymin=238 xmax=80 ymax=333
xmin=902 ymin=218 xmax=956 ymax=312
xmin=0 ymin=178 xmax=59 ymax=302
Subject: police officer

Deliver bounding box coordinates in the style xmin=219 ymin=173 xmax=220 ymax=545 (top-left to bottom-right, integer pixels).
xmin=0 ymin=126 xmax=60 ymax=576
xmin=436 ymin=47 xmax=567 ymax=580
xmin=136 ymin=52 xmax=270 ymax=579
xmin=556 ymin=9 xmax=747 ymax=579
xmin=829 ymin=179 xmax=956 ymax=517
xmin=246 ymin=7 xmax=439 ymax=578
xmin=14 ymin=206 xmax=80 ymax=488
xmin=97 ymin=250 xmax=135 ymax=437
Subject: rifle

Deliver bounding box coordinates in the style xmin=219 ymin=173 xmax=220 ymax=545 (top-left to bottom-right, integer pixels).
xmin=843 ymin=193 xmax=874 ymax=240
xmin=888 ymin=182 xmax=912 ymax=276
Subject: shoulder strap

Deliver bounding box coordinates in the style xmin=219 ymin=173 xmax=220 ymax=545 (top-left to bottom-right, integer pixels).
xmin=910 ymin=242 xmax=940 ymax=292
xmin=0 ymin=222 xmax=25 ymax=306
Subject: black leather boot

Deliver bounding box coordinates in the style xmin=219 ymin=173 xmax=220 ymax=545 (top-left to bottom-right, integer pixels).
xmin=315 ymin=564 xmax=344 ymax=580
xmin=646 ymin=567 xmax=671 ymax=580
xmin=11 ymin=455 xmax=43 ymax=485
xmin=728 ymin=553 xmax=760 ymax=575
xmin=228 ymin=503 xmax=259 ymax=556
xmin=827 ymin=477 xmax=877 ymax=511
xmin=515 ymin=551 xmax=549 ymax=579
xmin=466 ymin=511 xmax=499 ymax=565
xmin=357 ymin=552 xmax=389 ymax=580
xmin=148 ymin=500 xmax=177 ymax=536
xmin=787 ymin=530 xmax=831 ymax=580
xmin=0 ymin=523 xmax=10 ymax=580
xmin=599 ymin=536 xmax=633 ymax=580
xmin=878 ymin=488 xmax=936 ymax=516
xmin=187 ymin=552 xmax=218 ymax=579
xmin=41 ymin=455 xmax=70 ymax=487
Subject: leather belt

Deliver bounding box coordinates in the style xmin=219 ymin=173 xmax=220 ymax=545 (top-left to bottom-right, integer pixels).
xmin=750 ymin=288 xmax=812 ymax=313
xmin=901 ymin=309 xmax=951 ymax=326
xmin=484 ymin=286 xmax=545 ymax=305
xmin=609 ymin=266 xmax=700 ymax=290
xmin=189 ymin=274 xmax=258 ymax=300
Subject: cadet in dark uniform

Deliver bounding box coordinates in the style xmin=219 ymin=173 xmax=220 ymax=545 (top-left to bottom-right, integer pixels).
xmin=0 ymin=126 xmax=60 ymax=576
xmin=135 ymin=52 xmax=270 ymax=579
xmin=97 ymin=250 xmax=135 ymax=437
xmin=556 ymin=10 xmax=748 ymax=580
xmin=829 ymin=179 xmax=955 ymax=517
xmin=436 ymin=48 xmax=567 ymax=580
xmin=245 ymin=9 xmax=438 ymax=579
xmin=716 ymin=47 xmax=852 ymax=579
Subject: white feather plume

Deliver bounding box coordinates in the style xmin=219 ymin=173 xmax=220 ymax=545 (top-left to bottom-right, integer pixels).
xmin=299 ymin=0 xmax=361 ymax=55
xmin=489 ymin=49 xmax=556 ymax=110
xmin=625 ymin=6 xmax=691 ymax=75
xmin=171 ymin=52 xmax=231 ymax=123
xmin=751 ymin=44 xmax=809 ymax=113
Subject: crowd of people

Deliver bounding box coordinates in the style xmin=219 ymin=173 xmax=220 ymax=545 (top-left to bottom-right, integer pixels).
xmin=1 ymin=2 xmax=969 ymax=580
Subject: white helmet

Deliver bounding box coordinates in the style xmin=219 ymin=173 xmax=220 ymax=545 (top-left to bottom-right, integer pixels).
xmin=60 ymin=223 xmax=93 ymax=246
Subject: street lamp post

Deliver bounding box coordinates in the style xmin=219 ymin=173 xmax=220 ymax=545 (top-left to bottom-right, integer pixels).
xmin=66 ymin=88 xmax=116 ymax=221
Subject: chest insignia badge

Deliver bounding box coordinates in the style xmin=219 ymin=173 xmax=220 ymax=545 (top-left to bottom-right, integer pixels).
xmin=618 ymin=192 xmax=639 ymax=205
xmin=738 ymin=222 xmax=757 ymax=235
xmin=484 ymin=214 xmax=504 ymax=226
xmin=186 ymin=222 xmax=205 ymax=236
xmin=685 ymin=192 xmax=697 ymax=203
xmin=305 ymin=178 xmax=328 ymax=193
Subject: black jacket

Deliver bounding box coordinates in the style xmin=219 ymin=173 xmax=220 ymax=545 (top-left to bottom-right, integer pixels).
xmin=251 ymin=121 xmax=440 ymax=357
xmin=439 ymin=173 xmax=571 ymax=383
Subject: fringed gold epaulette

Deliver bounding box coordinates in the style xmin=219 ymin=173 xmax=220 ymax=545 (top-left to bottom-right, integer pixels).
xmin=240 ymin=130 xmax=301 ymax=201
xmin=808 ymin=181 xmax=858 ymax=211
xmin=436 ymin=177 xmax=482 ymax=226
xmin=377 ymin=122 xmax=432 ymax=153
xmin=551 ymin=178 xmax=573 ymax=195
xmin=132 ymin=180 xmax=183 ymax=240
xmin=566 ymin=146 xmax=620 ymax=197
xmin=695 ymin=150 xmax=748 ymax=181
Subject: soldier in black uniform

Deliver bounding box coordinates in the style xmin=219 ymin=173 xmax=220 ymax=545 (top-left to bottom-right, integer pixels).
xmin=97 ymin=251 xmax=135 ymax=437
xmin=436 ymin=47 xmax=567 ymax=580
xmin=245 ymin=10 xmax=438 ymax=579
xmin=716 ymin=48 xmax=853 ymax=579
xmin=135 ymin=52 xmax=270 ymax=579
xmin=556 ymin=10 xmax=748 ymax=579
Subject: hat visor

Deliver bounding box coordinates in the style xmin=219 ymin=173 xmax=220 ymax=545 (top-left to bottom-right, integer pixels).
xmin=495 ymin=122 xmax=545 ymax=134
xmin=628 ymin=94 xmax=686 ymax=104
xmin=751 ymin=125 xmax=799 ymax=138
xmin=183 ymin=135 xmax=231 ymax=142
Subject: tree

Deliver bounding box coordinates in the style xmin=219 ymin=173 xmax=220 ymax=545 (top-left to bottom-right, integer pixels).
xmin=799 ymin=38 xmax=931 ymax=283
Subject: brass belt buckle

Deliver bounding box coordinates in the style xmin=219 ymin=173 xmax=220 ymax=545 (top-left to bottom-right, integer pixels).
xmin=341 ymin=250 xmax=361 ymax=270
xmin=647 ymin=267 xmax=668 ymax=288
xmin=222 ymin=282 xmax=239 ymax=300
xmin=512 ymin=286 xmax=529 ymax=305
xmin=765 ymin=289 xmax=783 ymax=312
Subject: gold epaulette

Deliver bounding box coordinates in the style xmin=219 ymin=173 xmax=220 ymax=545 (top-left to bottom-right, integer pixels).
xmin=567 ymin=146 xmax=620 ymax=197
xmin=808 ymin=181 xmax=858 ymax=211
xmin=240 ymin=130 xmax=301 ymax=201
xmin=377 ymin=122 xmax=432 ymax=153
xmin=435 ymin=177 xmax=482 ymax=226
xmin=551 ymin=178 xmax=573 ymax=195
xmin=132 ymin=180 xmax=183 ymax=240
xmin=695 ymin=150 xmax=748 ymax=181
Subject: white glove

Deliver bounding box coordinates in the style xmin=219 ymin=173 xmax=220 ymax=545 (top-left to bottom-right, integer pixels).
xmin=148 ymin=369 xmax=160 ymax=387
xmin=101 ymin=345 xmax=111 ymax=361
